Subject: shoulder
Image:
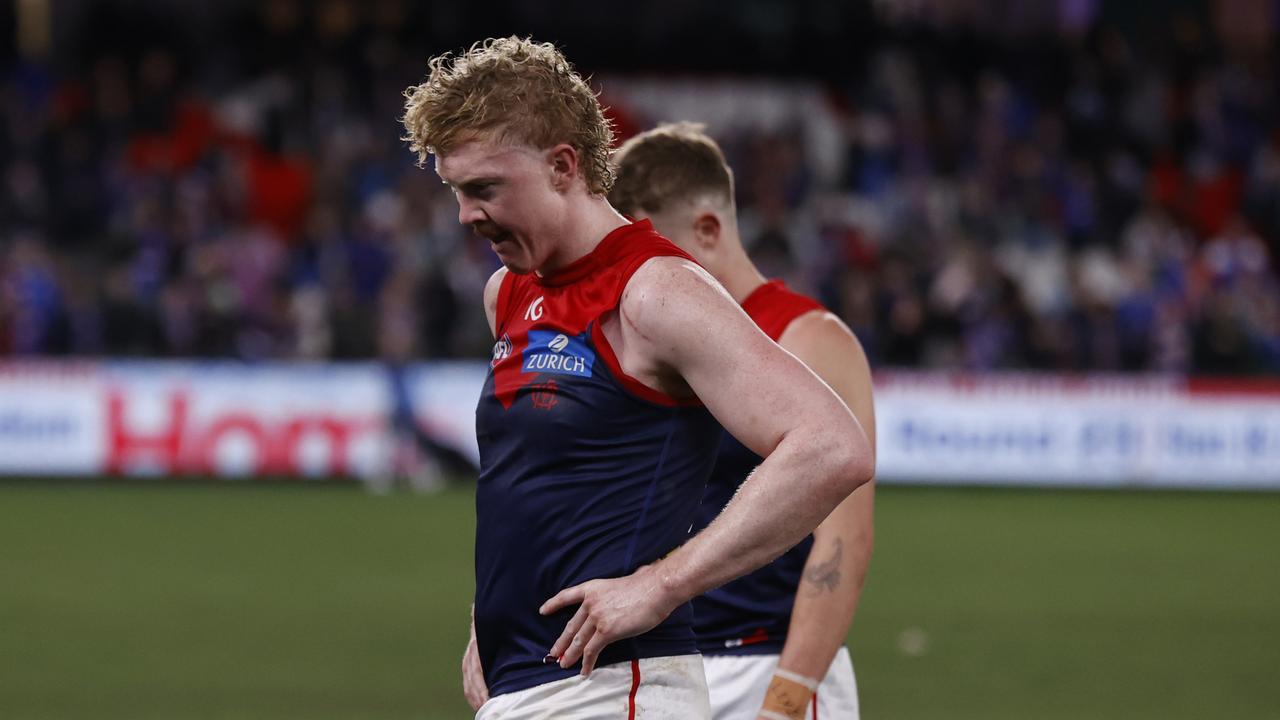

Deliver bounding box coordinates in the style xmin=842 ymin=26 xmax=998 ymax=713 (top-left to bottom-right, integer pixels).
xmin=619 ymin=256 xmax=734 ymax=335
xmin=779 ymin=309 xmax=855 ymax=348
xmin=483 ymin=267 xmax=509 ymax=338
xmin=779 ymin=309 xmax=876 ymax=446
xmin=779 ymin=310 xmax=870 ymax=375
xmin=624 ymin=255 xmax=718 ymax=296
xmin=610 ymin=256 xmax=803 ymax=401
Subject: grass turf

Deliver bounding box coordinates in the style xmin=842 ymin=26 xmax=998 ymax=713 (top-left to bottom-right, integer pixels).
xmin=1 ymin=483 xmax=1277 ymax=719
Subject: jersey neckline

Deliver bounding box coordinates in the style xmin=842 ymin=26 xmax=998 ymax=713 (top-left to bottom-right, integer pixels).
xmin=532 ymin=219 xmax=655 ymax=288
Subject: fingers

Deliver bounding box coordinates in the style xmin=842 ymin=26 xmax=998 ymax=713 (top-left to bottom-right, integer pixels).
xmin=558 ymin=617 xmax=596 ymax=669
xmin=548 ymin=603 xmax=589 ymax=661
xmin=555 ymin=616 xmax=608 ymax=676
xmin=578 ymin=630 xmax=611 ymax=676
xmin=541 ymin=579 xmax=640 ymax=676
xmin=539 ymin=585 xmax=584 ymax=616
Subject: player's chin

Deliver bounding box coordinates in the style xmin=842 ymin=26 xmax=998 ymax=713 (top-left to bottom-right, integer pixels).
xmin=489 ymin=242 xmax=533 ymax=274
xmin=495 ymin=253 xmax=535 ymax=275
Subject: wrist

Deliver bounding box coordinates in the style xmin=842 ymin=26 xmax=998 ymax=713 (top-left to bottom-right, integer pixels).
xmin=643 ymin=557 xmax=688 ymax=614
xmin=760 ymin=669 xmax=819 ymax=720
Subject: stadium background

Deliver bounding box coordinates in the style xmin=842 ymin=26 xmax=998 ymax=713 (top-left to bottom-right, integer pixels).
xmin=2 ymin=0 xmax=1279 ymax=718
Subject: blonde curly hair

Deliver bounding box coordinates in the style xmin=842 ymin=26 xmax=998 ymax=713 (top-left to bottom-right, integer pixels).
xmin=401 ymin=37 xmax=616 ymax=195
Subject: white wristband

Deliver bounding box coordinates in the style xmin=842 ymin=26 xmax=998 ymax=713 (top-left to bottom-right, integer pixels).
xmin=773 ymin=668 xmax=821 ymax=693
xmin=760 ymin=711 xmax=795 ymax=720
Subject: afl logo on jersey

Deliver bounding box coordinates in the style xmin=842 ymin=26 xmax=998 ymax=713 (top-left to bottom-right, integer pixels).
xmin=491 ymin=333 xmax=513 ymax=367
xmin=524 ymin=297 xmax=545 ymax=322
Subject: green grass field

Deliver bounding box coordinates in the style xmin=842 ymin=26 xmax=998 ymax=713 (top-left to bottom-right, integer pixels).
xmin=1 ymin=482 xmax=1278 ymax=719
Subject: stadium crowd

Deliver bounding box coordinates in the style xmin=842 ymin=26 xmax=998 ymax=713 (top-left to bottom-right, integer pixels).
xmin=2 ymin=0 xmax=1278 ymax=375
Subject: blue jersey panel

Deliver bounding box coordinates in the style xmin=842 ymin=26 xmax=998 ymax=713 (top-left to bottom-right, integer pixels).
xmin=474 ymin=328 xmax=720 ymax=696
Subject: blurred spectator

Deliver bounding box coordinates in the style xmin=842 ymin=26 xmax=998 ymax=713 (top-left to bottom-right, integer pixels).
xmin=1 ymin=1 xmax=1278 ymax=376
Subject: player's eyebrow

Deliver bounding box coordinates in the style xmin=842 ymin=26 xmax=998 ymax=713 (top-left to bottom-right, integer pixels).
xmin=441 ymin=175 xmax=501 ymax=193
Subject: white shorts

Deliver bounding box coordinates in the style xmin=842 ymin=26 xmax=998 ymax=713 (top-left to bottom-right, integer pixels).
xmin=476 ymin=654 xmax=709 ymax=720
xmin=703 ymin=647 xmax=859 ymax=720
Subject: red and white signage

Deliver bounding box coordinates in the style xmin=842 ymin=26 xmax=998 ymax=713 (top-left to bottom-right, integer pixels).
xmin=1 ymin=362 xmax=1277 ymax=488
xmin=0 ymin=361 xmax=483 ymax=479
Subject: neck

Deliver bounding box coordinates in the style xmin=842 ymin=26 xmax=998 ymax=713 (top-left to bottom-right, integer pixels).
xmin=711 ymin=242 xmax=769 ymax=305
xmin=537 ymin=194 xmax=628 ymax=276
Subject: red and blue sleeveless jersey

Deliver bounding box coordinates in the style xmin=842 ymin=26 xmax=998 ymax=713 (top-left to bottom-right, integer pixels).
xmin=692 ymin=279 xmax=826 ymax=655
xmin=473 ymin=220 xmax=722 ymax=697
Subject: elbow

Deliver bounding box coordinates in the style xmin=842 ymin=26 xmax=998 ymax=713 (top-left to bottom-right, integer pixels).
xmin=842 ymin=454 xmax=874 ymax=497
xmin=831 ymin=426 xmax=874 ymax=496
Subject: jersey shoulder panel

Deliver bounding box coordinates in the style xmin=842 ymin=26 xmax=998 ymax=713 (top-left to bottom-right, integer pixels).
xmin=740 ymin=279 xmax=825 ymax=341
xmin=595 ymin=221 xmax=702 ymax=312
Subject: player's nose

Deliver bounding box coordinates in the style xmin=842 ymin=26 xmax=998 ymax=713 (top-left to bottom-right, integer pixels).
xmin=458 ymin=198 xmax=486 ymax=227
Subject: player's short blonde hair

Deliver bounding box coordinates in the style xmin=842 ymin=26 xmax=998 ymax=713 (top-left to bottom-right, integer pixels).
xmin=401 ymin=36 xmax=616 ymax=195
xmin=609 ymin=122 xmax=734 ymax=216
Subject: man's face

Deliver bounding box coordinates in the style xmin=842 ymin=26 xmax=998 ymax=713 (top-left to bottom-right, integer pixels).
xmin=436 ymin=138 xmax=563 ymax=275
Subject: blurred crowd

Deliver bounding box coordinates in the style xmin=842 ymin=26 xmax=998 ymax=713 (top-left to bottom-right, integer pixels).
xmin=2 ymin=0 xmax=1278 ymax=375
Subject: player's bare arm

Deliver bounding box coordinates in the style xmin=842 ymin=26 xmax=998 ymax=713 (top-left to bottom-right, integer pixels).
xmin=761 ymin=310 xmax=877 ymax=717
xmin=540 ymin=256 xmax=874 ymax=675
xmin=461 ymin=605 xmax=489 ymax=710
xmin=482 ymin=267 xmax=508 ymax=338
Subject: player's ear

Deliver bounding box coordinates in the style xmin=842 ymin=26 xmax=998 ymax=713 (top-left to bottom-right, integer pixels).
xmin=547 ymin=144 xmax=579 ymax=192
xmin=692 ymin=211 xmax=722 ymax=252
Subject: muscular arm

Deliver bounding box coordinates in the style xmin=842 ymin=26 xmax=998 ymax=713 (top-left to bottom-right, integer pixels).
xmin=542 ymin=258 xmax=874 ymax=673
xmin=771 ymin=311 xmax=876 ymax=700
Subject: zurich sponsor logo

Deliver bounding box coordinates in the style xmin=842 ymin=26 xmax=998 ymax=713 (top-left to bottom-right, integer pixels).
xmin=523 ymin=330 xmax=593 ymax=378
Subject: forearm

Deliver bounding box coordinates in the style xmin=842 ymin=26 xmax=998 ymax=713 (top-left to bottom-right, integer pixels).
xmin=654 ymin=429 xmax=869 ymax=606
xmin=462 ymin=605 xmax=489 ymax=709
xmin=776 ymin=480 xmax=875 ymax=679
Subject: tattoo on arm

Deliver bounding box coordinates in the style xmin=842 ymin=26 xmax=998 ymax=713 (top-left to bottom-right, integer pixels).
xmin=802 ymin=538 xmax=843 ymax=596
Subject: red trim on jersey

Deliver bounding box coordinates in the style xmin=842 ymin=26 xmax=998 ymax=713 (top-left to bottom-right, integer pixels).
xmin=812 ymin=689 xmax=819 ymax=719
xmin=738 ymin=628 xmax=770 ymax=646
xmin=740 ymin=279 xmax=826 ymax=341
xmin=533 ymin=220 xmax=656 ymax=287
xmin=488 ymin=219 xmax=705 ymax=408
xmin=628 ymin=659 xmax=641 ymax=720
xmin=590 ymin=322 xmax=702 ymax=408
